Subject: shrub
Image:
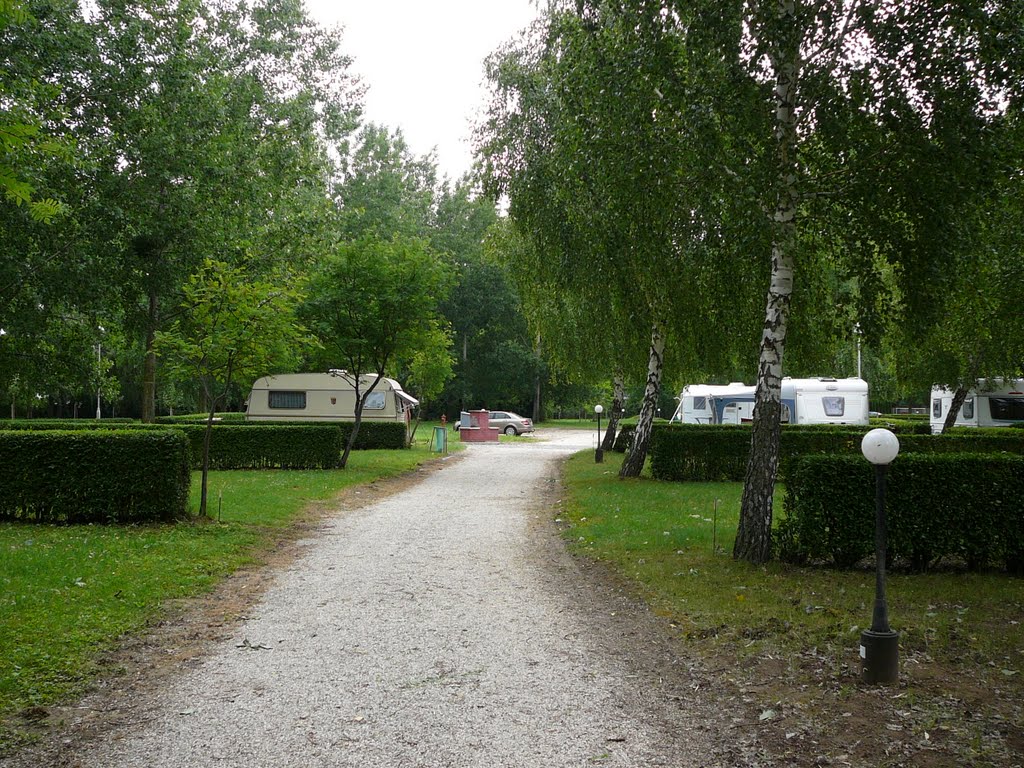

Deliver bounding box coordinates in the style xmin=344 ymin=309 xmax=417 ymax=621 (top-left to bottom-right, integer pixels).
xmin=613 ymin=423 xmax=635 ymax=453
xmin=155 ymin=413 xmax=246 ymax=424
xmin=338 ymin=421 xmax=407 ymax=450
xmin=0 ymin=430 xmax=190 ymax=523
xmin=778 ymin=453 xmax=1024 ymax=572
xmin=175 ymin=425 xmax=344 ymax=469
xmin=0 ymin=419 xmax=138 ymax=429
xmin=650 ymin=424 xmax=1024 ymax=482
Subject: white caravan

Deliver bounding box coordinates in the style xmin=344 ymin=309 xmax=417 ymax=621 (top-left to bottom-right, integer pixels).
xmin=670 ymin=382 xmax=752 ymax=424
xmin=245 ymin=370 xmax=419 ymax=424
xmin=674 ymin=377 xmax=870 ymax=426
xmin=929 ymin=378 xmax=1024 ymax=432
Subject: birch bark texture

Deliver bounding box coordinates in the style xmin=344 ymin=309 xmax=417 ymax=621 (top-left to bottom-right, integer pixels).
xmin=619 ymin=324 xmax=666 ymax=479
xmin=734 ymin=0 xmax=802 ymax=564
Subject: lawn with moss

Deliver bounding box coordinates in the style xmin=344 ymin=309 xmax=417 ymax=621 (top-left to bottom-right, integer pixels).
xmin=560 ymin=451 xmax=1023 ymax=765
xmin=0 ymin=445 xmax=437 ymax=750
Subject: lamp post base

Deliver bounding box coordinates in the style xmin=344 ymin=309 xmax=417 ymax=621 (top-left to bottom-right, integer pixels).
xmin=595 ymin=447 xmax=604 ymax=463
xmin=860 ymin=629 xmax=899 ymax=684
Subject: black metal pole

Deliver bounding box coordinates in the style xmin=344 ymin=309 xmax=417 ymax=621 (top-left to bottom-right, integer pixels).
xmin=595 ymin=411 xmax=603 ymax=463
xmin=861 ymin=462 xmax=898 ymax=684
xmin=871 ymin=463 xmax=891 ymax=633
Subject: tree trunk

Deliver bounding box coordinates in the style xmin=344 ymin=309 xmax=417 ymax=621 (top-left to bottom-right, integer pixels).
xmin=602 ymin=370 xmax=624 ymax=451
xmin=735 ymin=0 xmax=800 ymax=565
xmin=141 ymin=287 xmax=158 ymax=423
xmin=198 ymin=405 xmax=216 ymax=518
xmin=941 ymin=385 xmax=970 ymax=433
xmin=533 ymin=333 xmax=542 ymax=424
xmin=620 ymin=324 xmax=665 ymax=478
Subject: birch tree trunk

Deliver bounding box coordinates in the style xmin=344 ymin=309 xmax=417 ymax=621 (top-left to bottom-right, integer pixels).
xmin=141 ymin=287 xmax=158 ymax=423
xmin=734 ymin=0 xmax=801 ymax=564
xmin=941 ymin=385 xmax=970 ymax=433
xmin=619 ymin=324 xmax=665 ymax=478
xmin=602 ymin=370 xmax=624 ymax=451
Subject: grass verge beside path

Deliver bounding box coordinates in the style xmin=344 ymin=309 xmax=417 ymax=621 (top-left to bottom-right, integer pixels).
xmin=560 ymin=451 xmax=1023 ymax=766
xmin=0 ymin=446 xmax=438 ymax=752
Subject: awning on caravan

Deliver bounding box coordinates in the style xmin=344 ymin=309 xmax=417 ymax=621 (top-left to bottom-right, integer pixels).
xmin=395 ymin=390 xmax=420 ymax=407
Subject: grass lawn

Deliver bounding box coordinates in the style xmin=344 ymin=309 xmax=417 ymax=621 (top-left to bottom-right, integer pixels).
xmin=0 ymin=445 xmax=439 ymax=751
xmin=560 ymin=451 xmax=1024 ymax=765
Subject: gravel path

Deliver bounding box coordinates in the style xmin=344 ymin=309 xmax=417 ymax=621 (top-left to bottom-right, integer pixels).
xmin=55 ymin=431 xmax=721 ymax=767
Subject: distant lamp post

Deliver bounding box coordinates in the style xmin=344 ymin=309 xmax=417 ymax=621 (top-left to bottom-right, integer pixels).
xmin=860 ymin=428 xmax=900 ymax=684
xmin=854 ymin=322 xmax=863 ymax=379
xmin=95 ymin=342 xmax=102 ymax=420
xmin=594 ymin=404 xmax=604 ymax=463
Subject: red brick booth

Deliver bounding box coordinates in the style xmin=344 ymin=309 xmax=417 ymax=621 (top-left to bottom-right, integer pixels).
xmin=458 ymin=409 xmax=500 ymax=442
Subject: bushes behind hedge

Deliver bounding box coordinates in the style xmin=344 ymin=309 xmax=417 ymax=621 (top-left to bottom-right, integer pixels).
xmin=0 ymin=430 xmax=191 ymax=523
xmin=650 ymin=424 xmax=1024 ymax=482
xmin=778 ymin=453 xmax=1024 ymax=572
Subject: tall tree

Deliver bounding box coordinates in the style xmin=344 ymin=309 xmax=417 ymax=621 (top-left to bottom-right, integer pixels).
xmin=671 ymin=0 xmax=1024 ymax=562
xmin=301 ymin=234 xmax=452 ymax=467
xmin=156 ymin=259 xmax=309 ymax=517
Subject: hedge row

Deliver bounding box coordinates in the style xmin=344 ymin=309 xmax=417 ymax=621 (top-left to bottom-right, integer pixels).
xmin=778 ymin=453 xmax=1024 ymax=572
xmin=649 ymin=424 xmax=1024 ymax=482
xmin=0 ymin=430 xmax=191 ymax=523
xmin=154 ymin=413 xmax=246 ymax=424
xmin=0 ymin=418 xmax=408 ymax=452
xmin=0 ymin=418 xmax=138 ymax=429
xmin=867 ymin=418 xmax=933 ymax=434
xmin=178 ymin=425 xmax=344 ymax=469
xmin=613 ymin=423 xmax=635 ymax=453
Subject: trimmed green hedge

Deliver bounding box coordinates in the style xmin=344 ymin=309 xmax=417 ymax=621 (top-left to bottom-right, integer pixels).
xmin=0 ymin=418 xmax=408 ymax=452
xmin=0 ymin=430 xmax=191 ymax=523
xmin=178 ymin=425 xmax=344 ymax=469
xmin=868 ymin=417 xmax=933 ymax=434
xmin=0 ymin=418 xmax=138 ymax=429
xmin=338 ymin=421 xmax=407 ymax=450
xmin=650 ymin=424 xmax=1024 ymax=482
xmin=613 ymin=423 xmax=635 ymax=453
xmin=154 ymin=412 xmax=246 ymax=424
xmin=778 ymin=453 xmax=1024 ymax=572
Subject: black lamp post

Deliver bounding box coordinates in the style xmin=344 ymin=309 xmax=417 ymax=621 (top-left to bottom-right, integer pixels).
xmin=594 ymin=404 xmax=604 ymax=463
xmin=860 ymin=428 xmax=900 ymax=684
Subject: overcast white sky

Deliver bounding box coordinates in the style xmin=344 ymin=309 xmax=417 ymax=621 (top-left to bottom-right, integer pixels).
xmin=303 ymin=1 xmax=541 ymax=181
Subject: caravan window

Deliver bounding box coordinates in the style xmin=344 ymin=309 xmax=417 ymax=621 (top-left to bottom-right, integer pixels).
xmin=990 ymin=397 xmax=1024 ymax=421
xmin=269 ymin=391 xmax=306 ymax=409
xmin=822 ymin=397 xmax=845 ymax=417
xmin=693 ymin=397 xmax=707 ymax=411
xmin=932 ymin=398 xmax=942 ymax=418
xmin=962 ymin=398 xmax=974 ymax=419
xmin=364 ymin=392 xmax=387 ymax=410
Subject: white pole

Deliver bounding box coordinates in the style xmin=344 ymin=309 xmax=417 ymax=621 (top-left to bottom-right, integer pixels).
xmin=855 ymin=323 xmax=862 ymax=379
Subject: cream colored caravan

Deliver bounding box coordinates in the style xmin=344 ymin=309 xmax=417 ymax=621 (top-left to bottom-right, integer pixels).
xmin=245 ymin=370 xmax=418 ymax=424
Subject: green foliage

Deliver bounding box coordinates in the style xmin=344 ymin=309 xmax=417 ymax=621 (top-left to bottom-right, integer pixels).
xmin=650 ymin=424 xmax=1024 ymax=482
xmin=612 ymin=423 xmax=634 ymax=453
xmin=156 ymin=260 xmax=310 ymax=401
xmin=170 ymin=425 xmax=343 ymax=470
xmin=335 ymin=421 xmax=407 ymax=451
xmin=0 ymin=430 xmax=190 ymax=523
xmin=154 ymin=413 xmax=246 ymax=424
xmin=779 ymin=454 xmax=1024 ymax=572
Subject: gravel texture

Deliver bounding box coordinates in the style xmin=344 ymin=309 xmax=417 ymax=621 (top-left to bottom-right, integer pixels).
xmin=25 ymin=431 xmax=728 ymax=767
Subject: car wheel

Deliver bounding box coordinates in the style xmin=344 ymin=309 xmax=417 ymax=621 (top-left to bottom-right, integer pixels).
xmin=504 ymin=425 xmax=517 ymax=436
